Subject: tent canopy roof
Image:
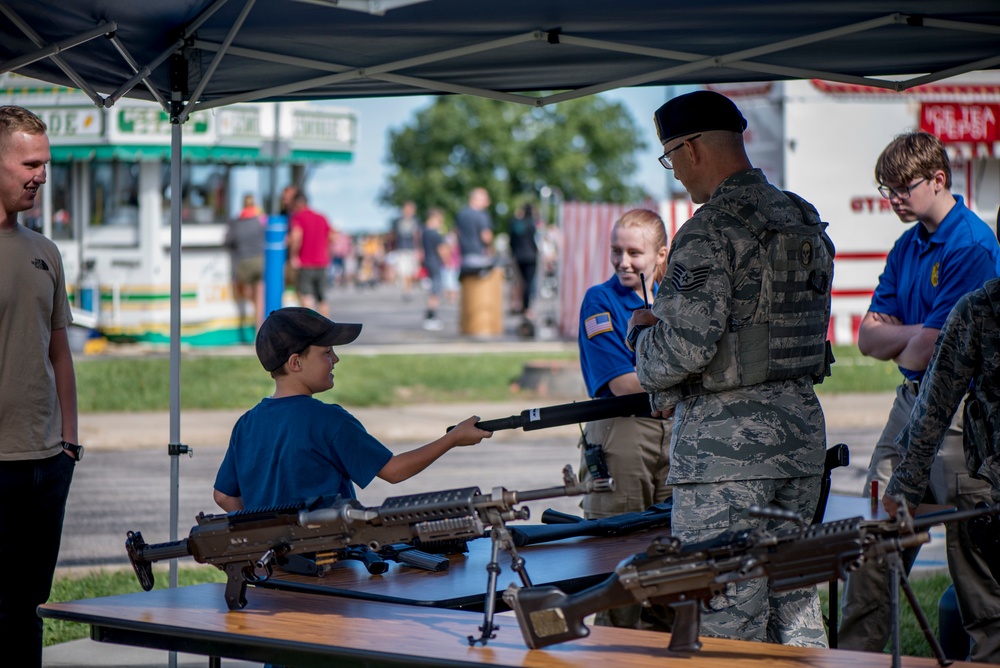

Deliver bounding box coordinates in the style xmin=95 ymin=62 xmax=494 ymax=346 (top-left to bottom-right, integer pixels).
xmin=1 ymin=0 xmax=999 ymax=119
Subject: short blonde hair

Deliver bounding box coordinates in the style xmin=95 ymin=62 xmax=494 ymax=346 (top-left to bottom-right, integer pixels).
xmin=613 ymin=209 xmax=669 ymax=284
xmin=0 ymin=105 xmax=46 ymax=154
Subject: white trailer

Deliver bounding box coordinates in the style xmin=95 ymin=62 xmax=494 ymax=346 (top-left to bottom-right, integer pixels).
xmin=1 ymin=73 xmax=357 ymax=346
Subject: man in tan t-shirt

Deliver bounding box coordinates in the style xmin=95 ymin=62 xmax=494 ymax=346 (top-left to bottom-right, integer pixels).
xmin=0 ymin=105 xmax=79 ymax=667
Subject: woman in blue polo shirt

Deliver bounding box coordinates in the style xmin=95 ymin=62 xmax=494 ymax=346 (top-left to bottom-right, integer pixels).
xmin=577 ymin=208 xmax=672 ymax=631
xmin=578 ymin=209 xmax=672 ymax=518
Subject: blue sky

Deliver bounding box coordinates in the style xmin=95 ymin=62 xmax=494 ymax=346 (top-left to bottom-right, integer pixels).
xmin=305 ymin=86 xmax=671 ymax=234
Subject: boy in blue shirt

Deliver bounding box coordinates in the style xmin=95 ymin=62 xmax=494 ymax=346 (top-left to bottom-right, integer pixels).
xmin=213 ymin=307 xmax=491 ymax=512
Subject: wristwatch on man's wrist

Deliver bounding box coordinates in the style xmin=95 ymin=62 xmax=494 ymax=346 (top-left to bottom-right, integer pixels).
xmin=625 ymin=323 xmax=649 ymax=352
xmin=61 ymin=440 xmax=84 ymax=461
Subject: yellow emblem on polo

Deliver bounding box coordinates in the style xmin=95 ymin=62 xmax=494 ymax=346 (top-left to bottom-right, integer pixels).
xmin=931 ymin=262 xmax=940 ymax=287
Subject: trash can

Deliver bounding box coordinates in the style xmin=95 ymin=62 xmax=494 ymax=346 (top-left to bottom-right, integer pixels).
xmin=459 ymin=267 xmax=503 ymax=336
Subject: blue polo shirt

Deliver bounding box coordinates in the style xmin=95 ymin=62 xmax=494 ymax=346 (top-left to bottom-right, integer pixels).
xmin=870 ymin=196 xmax=1000 ymax=380
xmin=578 ymin=275 xmax=655 ymax=398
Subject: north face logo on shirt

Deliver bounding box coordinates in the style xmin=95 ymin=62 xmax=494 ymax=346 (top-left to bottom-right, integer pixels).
xmin=31 ymin=258 xmax=49 ymax=271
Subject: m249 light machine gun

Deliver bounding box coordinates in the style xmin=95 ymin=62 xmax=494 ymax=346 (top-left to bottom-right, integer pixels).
xmin=126 ymin=465 xmax=610 ymax=645
xmin=504 ymin=502 xmax=1000 ymax=666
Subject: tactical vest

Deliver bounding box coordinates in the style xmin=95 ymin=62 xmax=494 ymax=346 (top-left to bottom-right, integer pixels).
xmin=964 ymin=280 xmax=1000 ymax=481
xmin=682 ymin=192 xmax=834 ymax=396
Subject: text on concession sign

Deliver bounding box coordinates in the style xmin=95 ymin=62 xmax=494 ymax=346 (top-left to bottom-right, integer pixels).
xmin=920 ymin=103 xmax=999 ymax=143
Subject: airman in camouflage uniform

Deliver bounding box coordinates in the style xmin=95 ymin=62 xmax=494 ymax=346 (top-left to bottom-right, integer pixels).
xmin=628 ymin=90 xmax=832 ymax=647
xmin=885 ymin=279 xmax=1000 ymax=662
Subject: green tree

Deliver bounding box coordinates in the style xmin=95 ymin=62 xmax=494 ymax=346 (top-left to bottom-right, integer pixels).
xmin=381 ymin=95 xmax=648 ymax=227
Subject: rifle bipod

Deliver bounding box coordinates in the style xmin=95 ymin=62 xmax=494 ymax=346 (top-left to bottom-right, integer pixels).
xmin=887 ymin=550 xmax=952 ymax=667
xmin=468 ymin=520 xmax=533 ymax=646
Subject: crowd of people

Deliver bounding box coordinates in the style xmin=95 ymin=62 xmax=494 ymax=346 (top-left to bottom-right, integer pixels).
xmin=5 ymin=85 xmax=1000 ymax=666
xmin=224 ymin=183 xmax=558 ymax=336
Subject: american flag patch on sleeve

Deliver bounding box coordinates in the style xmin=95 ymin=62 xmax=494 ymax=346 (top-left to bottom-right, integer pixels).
xmin=584 ymin=312 xmax=614 ymax=338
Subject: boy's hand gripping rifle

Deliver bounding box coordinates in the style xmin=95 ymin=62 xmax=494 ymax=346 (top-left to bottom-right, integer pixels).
xmin=126 ymin=465 xmax=610 ymax=645
xmin=503 ymin=502 xmax=1000 ymax=665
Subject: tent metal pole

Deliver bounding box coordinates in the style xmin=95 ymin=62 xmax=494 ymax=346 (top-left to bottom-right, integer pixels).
xmin=191 ymin=31 xmax=540 ymax=113
xmin=177 ymin=0 xmax=257 ymax=124
xmin=168 ymin=97 xmax=184 ymax=593
xmin=106 ymin=35 xmax=177 ymax=112
xmin=0 ymin=20 xmax=116 ymax=75
xmin=167 ymin=90 xmax=185 ymax=668
xmin=0 ymin=2 xmax=106 ymax=106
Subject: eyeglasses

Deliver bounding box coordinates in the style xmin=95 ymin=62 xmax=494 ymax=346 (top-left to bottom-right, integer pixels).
xmin=877 ymin=177 xmax=927 ymax=200
xmin=658 ymin=133 xmax=702 ymax=170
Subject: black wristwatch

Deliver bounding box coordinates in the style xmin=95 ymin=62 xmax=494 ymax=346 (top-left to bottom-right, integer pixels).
xmin=61 ymin=440 xmax=84 ymax=461
xmin=625 ymin=323 xmax=649 ymax=352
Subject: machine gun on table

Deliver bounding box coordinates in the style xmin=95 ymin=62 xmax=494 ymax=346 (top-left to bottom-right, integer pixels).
xmin=126 ymin=465 xmax=609 ymax=645
xmin=504 ymin=502 xmax=1000 ymax=666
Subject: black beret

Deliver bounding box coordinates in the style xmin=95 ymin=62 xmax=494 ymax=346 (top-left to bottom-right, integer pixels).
xmin=653 ymin=90 xmax=748 ymax=144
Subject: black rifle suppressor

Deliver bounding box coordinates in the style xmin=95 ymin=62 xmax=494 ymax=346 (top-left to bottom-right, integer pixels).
xmin=449 ymin=392 xmax=653 ymax=433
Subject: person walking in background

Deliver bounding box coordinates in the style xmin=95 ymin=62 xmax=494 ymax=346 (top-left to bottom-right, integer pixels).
xmin=442 ymin=227 xmax=460 ymax=303
xmin=224 ymin=193 xmax=266 ymax=337
xmin=420 ymin=208 xmax=449 ymax=331
xmin=629 ymin=90 xmax=834 ymax=647
xmin=287 ymin=191 xmax=335 ymax=317
xmin=329 ymin=227 xmax=353 ymax=289
xmin=577 ymin=208 xmax=672 ymax=632
xmin=839 ymin=131 xmax=1000 ymax=660
xmin=0 ymin=105 xmax=80 ymax=667
xmin=279 ymin=183 xmax=299 ymax=218
xmin=508 ymin=202 xmax=539 ymax=337
xmin=388 ymin=200 xmax=421 ymax=301
xmin=455 ymin=187 xmax=494 ymax=275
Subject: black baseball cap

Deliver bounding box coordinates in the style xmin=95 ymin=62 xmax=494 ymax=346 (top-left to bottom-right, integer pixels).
xmin=255 ymin=307 xmax=362 ymax=372
xmin=653 ymin=90 xmax=747 ymax=145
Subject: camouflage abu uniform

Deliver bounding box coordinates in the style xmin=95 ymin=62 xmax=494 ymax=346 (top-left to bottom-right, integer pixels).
xmin=886 ymin=279 xmax=1000 ymax=662
xmin=635 ymin=168 xmax=830 ymax=646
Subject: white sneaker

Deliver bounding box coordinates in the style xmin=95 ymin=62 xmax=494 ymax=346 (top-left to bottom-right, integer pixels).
xmin=422 ymin=318 xmax=443 ymax=331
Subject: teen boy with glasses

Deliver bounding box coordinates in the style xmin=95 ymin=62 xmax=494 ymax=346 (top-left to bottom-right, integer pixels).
xmin=839 ymin=131 xmax=1000 ymax=661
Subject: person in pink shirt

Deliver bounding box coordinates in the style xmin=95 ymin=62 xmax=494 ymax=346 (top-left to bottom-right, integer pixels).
xmin=287 ymin=191 xmax=335 ymax=316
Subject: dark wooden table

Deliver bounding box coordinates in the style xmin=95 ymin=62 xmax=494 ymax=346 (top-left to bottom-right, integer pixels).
xmin=39 ymin=583 xmax=975 ymax=668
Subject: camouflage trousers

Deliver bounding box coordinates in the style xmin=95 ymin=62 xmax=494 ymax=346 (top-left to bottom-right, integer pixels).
xmin=579 ymin=415 xmax=673 ymax=631
xmin=839 ymin=384 xmax=1000 ymax=662
xmin=670 ymin=476 xmax=828 ymax=647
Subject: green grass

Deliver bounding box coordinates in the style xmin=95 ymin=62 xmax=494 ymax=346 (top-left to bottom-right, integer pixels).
xmin=816 ymin=345 xmax=902 ymax=395
xmin=76 ymin=346 xmax=898 ymax=413
xmin=45 ymin=566 xmax=227 ymax=646
xmin=819 ymin=572 xmax=953 ymax=658
xmin=76 ymin=351 xmax=579 ymax=411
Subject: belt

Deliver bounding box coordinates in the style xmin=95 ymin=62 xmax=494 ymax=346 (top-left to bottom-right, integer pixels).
xmin=904 ymin=379 xmax=920 ymax=396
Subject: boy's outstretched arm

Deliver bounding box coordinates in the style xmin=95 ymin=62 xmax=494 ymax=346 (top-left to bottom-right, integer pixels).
xmin=378 ymin=416 xmax=492 ymax=484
